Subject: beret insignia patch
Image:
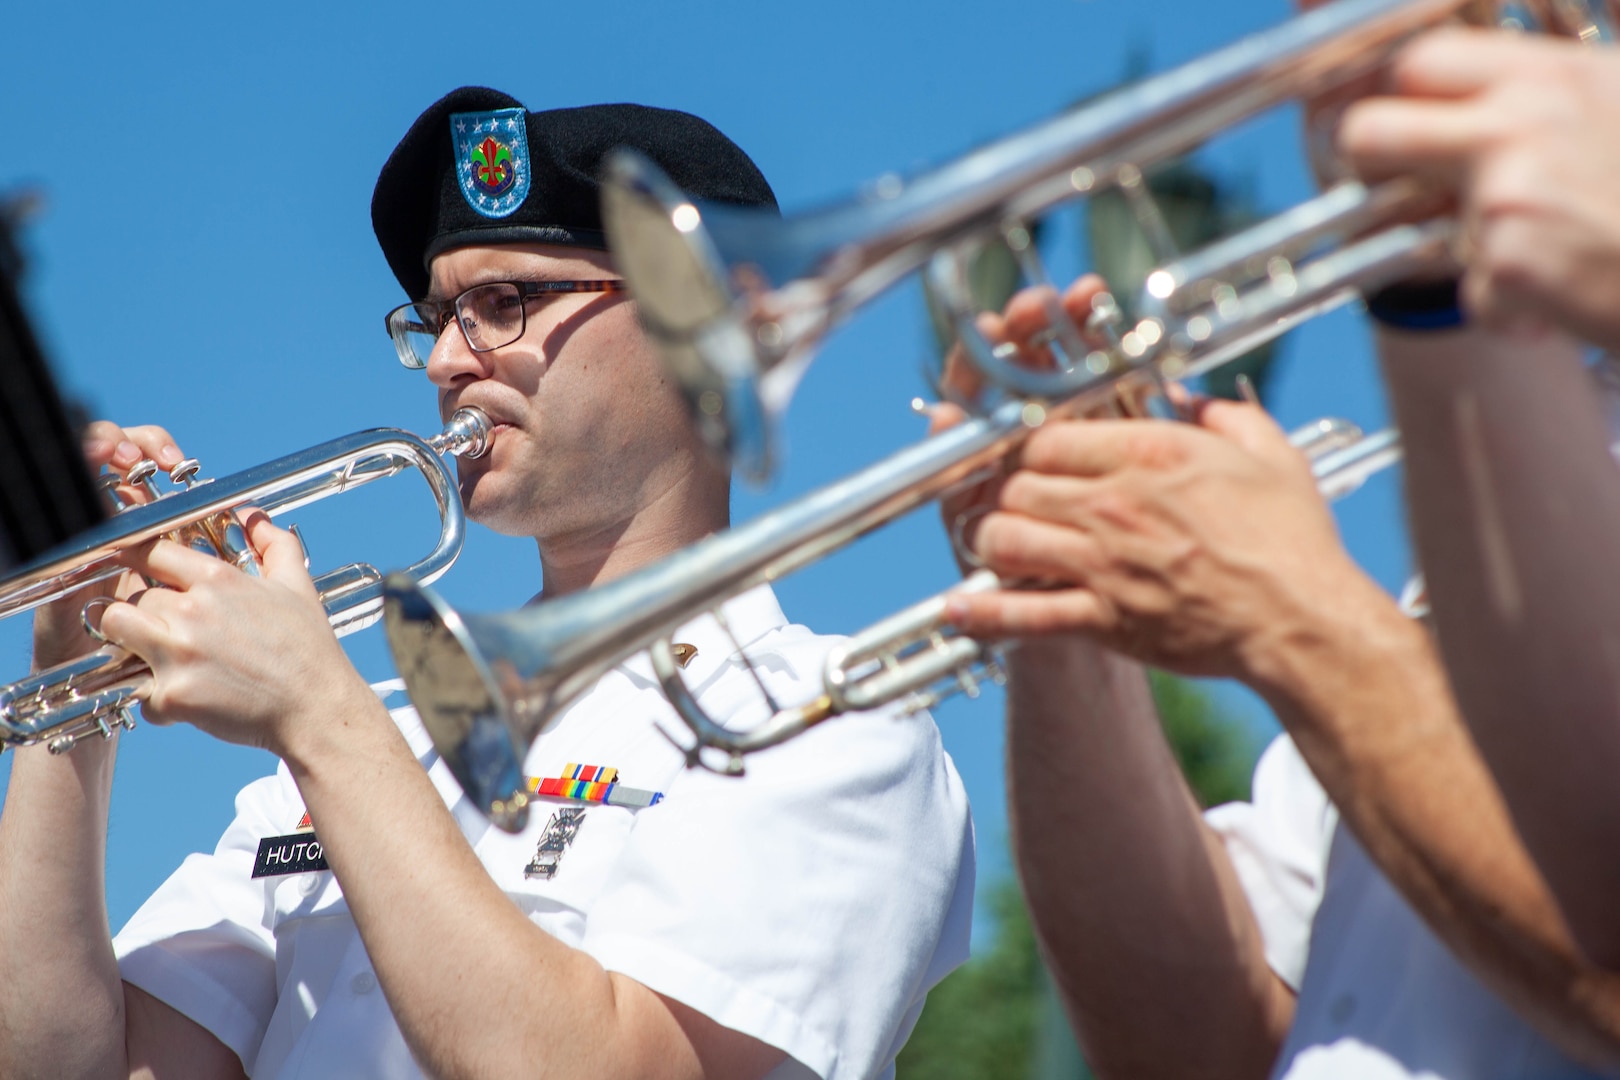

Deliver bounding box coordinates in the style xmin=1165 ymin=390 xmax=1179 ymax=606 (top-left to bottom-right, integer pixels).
xmin=451 ymin=108 xmax=530 ymax=219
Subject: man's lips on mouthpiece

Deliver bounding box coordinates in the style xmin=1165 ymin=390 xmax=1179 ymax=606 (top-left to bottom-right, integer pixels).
xmin=445 ymin=401 xmax=515 ymax=438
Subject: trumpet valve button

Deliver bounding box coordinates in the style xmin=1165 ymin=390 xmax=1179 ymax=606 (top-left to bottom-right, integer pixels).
xmin=168 ymin=459 xmax=202 ymax=487
xmin=97 ymin=473 xmax=131 ymax=512
xmin=125 ymin=459 xmax=163 ymax=500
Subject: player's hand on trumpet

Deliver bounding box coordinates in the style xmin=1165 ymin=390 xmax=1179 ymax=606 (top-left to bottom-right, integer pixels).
xmin=94 ymin=515 xmax=365 ymax=756
xmin=929 ymin=273 xmax=1113 ymax=573
xmin=944 ymin=399 xmax=1396 ymax=683
xmin=1339 ymin=29 xmax=1620 ymax=351
xmin=30 ymin=421 xmax=189 ymax=672
xmin=32 ymin=419 xmax=370 ymax=757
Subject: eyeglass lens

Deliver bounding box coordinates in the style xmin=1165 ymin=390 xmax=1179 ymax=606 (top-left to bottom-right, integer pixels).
xmin=390 ymin=283 xmax=527 ymax=369
xmin=457 ymin=283 xmax=527 ymax=351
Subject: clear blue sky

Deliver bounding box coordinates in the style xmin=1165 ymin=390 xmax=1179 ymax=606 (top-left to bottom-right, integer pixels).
xmin=0 ymin=0 xmax=1411 ymax=937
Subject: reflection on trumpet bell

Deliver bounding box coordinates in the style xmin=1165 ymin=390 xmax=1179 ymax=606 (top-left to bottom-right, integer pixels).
xmin=382 ymin=576 xmax=537 ymax=832
xmin=0 ymin=407 xmax=490 ymax=757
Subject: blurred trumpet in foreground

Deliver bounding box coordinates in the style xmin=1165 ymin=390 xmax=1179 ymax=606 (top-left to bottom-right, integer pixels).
xmin=603 ymin=0 xmax=1609 ymax=483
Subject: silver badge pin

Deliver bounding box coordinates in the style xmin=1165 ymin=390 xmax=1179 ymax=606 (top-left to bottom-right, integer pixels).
xmin=524 ymin=807 xmax=586 ymax=880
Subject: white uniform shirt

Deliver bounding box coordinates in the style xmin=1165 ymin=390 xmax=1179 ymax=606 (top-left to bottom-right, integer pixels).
xmin=114 ymin=586 xmax=976 ymax=1080
xmin=1206 ymin=735 xmax=1606 ymax=1080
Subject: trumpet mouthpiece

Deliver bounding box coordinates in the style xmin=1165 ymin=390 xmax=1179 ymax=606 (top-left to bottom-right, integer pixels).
xmin=437 ymin=406 xmax=492 ymax=460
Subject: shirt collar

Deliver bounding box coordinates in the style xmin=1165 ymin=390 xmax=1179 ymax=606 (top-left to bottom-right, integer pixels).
xmin=615 ymin=582 xmax=795 ymax=690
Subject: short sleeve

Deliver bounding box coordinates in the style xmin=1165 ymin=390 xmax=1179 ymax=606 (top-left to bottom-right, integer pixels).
xmin=581 ymin=636 xmax=975 ymax=1080
xmin=1204 ymin=734 xmax=1338 ymax=991
xmin=113 ymin=771 xmax=292 ymax=1069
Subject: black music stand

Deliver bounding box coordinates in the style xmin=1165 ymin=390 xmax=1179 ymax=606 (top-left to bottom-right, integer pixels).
xmin=0 ymin=194 xmax=104 ymax=572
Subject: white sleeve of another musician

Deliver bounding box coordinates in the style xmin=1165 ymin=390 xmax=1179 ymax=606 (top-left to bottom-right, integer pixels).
xmin=1205 ymin=734 xmax=1340 ymax=992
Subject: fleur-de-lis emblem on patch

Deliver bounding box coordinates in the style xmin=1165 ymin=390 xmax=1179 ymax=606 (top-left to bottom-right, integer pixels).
xmin=470 ymin=136 xmax=515 ymax=195
xmin=451 ymin=107 xmax=530 ymax=219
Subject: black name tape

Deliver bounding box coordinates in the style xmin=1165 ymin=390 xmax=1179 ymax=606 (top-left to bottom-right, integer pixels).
xmin=252 ymin=832 xmax=330 ymax=878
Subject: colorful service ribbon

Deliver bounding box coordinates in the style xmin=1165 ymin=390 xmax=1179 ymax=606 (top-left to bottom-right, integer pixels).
xmin=529 ymin=762 xmax=664 ymax=809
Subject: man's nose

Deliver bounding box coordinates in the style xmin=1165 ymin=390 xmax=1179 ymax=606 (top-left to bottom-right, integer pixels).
xmin=425 ymin=319 xmax=494 ymax=387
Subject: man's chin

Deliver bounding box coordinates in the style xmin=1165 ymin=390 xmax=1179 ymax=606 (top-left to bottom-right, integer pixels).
xmin=462 ymin=481 xmax=539 ymax=538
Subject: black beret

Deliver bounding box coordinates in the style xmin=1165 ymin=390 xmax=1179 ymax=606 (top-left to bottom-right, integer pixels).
xmin=372 ymin=87 xmax=778 ymax=299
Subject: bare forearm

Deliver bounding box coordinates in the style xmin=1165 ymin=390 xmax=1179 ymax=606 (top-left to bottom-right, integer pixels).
xmin=280 ymin=686 xmax=700 ymax=1080
xmin=1379 ymin=325 xmax=1620 ymax=967
xmin=1007 ymin=638 xmax=1290 ymax=1080
xmin=0 ymin=742 xmax=127 ymax=1079
xmin=1249 ymin=594 xmax=1620 ymax=1065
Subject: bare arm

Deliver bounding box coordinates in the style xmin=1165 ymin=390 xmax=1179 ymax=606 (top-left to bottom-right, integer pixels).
xmin=0 ymin=739 xmax=125 ymax=1079
xmin=1333 ymin=27 xmax=1620 ymax=967
xmin=1241 ymin=551 xmax=1620 ymax=1067
xmin=1006 ymin=636 xmax=1292 ymax=1080
xmin=1377 ymin=323 xmax=1620 ymax=971
xmin=99 ymin=524 xmax=783 ymax=1080
xmin=276 ymin=676 xmax=783 ymax=1080
xmin=0 ymin=423 xmax=247 ymax=1080
xmin=933 ymin=277 xmax=1292 ymax=1075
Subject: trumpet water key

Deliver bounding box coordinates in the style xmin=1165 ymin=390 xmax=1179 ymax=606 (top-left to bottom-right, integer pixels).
xmin=0 ymin=407 xmax=490 ymax=755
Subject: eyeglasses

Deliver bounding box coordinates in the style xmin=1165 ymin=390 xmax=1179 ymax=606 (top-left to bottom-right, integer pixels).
xmin=384 ymin=279 xmax=628 ymax=370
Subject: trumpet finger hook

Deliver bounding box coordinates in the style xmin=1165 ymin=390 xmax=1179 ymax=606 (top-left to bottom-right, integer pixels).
xmin=80 ymin=596 xmax=118 ymax=645
xmin=949 ymin=505 xmax=993 ymax=571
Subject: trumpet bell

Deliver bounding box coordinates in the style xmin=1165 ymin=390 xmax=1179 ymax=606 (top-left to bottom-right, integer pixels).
xmin=382 ymin=575 xmax=533 ymax=832
xmin=603 ymin=153 xmax=800 ymax=484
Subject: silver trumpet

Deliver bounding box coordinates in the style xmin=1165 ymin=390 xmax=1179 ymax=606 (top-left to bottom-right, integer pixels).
xmin=763 ymin=419 xmax=1403 ymax=731
xmin=601 ymin=0 xmax=1610 ymax=483
xmin=383 ymin=0 xmax=1606 ymax=832
xmin=383 ymin=404 xmax=1401 ymax=833
xmin=0 ymin=407 xmax=490 ymax=755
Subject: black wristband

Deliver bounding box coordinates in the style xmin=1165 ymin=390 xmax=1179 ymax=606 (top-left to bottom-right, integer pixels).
xmin=1365 ymin=279 xmax=1465 ymax=332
